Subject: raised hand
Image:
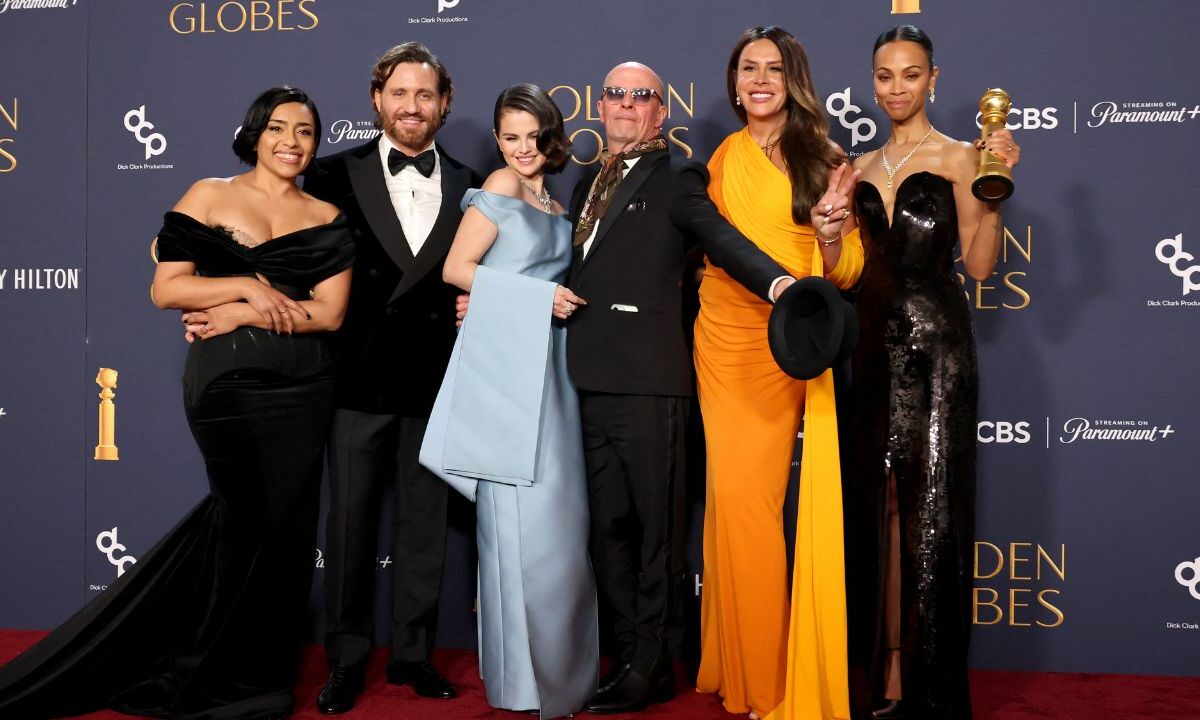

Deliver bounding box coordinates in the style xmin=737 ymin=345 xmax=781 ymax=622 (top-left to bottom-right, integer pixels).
xmin=810 ymin=162 xmax=861 ymax=241
xmin=974 ymin=128 xmax=1021 ymax=169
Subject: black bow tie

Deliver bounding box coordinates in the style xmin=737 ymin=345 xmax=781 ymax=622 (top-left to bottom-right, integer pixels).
xmin=388 ymin=148 xmax=435 ymax=177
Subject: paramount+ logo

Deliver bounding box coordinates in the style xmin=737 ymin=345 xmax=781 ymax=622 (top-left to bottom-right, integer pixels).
xmin=169 ymin=0 xmax=318 ymax=34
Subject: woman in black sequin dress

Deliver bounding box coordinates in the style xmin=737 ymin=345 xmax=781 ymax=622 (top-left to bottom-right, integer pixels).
xmin=0 ymin=87 xmax=352 ymax=719
xmin=844 ymin=27 xmax=1020 ymax=720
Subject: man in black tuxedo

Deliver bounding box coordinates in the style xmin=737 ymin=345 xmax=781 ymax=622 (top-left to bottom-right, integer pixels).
xmin=303 ymin=43 xmax=481 ymax=714
xmin=567 ymin=62 xmax=796 ymax=713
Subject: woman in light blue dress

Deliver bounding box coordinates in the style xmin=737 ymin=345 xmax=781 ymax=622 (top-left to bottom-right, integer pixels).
xmin=419 ymin=83 xmax=598 ymax=719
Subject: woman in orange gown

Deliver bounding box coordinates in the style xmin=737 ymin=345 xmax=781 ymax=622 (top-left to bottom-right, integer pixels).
xmin=694 ymin=26 xmax=862 ymax=720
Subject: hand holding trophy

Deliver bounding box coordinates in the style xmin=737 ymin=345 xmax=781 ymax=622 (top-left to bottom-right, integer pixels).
xmin=972 ymin=88 xmax=1018 ymax=202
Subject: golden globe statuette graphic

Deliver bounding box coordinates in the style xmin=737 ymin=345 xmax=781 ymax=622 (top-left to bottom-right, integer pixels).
xmin=95 ymin=368 xmax=119 ymax=461
xmin=972 ymin=88 xmax=1015 ymax=202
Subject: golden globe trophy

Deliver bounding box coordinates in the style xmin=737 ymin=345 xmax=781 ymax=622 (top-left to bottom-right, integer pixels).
xmin=972 ymin=88 xmax=1015 ymax=202
xmin=95 ymin=368 xmax=119 ymax=461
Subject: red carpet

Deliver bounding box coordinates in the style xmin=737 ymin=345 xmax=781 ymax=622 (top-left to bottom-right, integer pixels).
xmin=2 ymin=630 xmax=1197 ymax=719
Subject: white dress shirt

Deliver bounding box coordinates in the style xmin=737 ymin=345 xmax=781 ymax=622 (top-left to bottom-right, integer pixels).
xmin=378 ymin=134 xmax=441 ymax=256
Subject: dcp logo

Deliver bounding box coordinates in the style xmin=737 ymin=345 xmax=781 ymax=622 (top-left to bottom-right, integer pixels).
xmin=827 ymin=88 xmax=876 ymax=147
xmin=123 ymin=105 xmax=167 ymax=161
xmin=438 ymin=0 xmax=459 ymax=12
xmin=1156 ymin=233 xmax=1200 ymax=295
xmin=975 ymin=106 xmax=1058 ymax=130
xmin=1176 ymin=557 xmax=1200 ymax=600
xmin=96 ymin=527 xmax=137 ymax=577
xmin=977 ymin=421 xmax=1031 ymax=444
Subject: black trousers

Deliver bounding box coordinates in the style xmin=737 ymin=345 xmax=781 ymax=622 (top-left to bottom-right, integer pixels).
xmin=324 ymin=409 xmax=449 ymax=668
xmin=580 ymin=392 xmax=688 ymax=676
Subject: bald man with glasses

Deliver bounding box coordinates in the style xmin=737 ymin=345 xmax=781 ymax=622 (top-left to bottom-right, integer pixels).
xmin=564 ymin=61 xmax=796 ymax=713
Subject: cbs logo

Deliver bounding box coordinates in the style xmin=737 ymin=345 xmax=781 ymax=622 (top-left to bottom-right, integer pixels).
xmin=977 ymin=421 xmax=1031 ymax=444
xmin=976 ymin=107 xmax=1058 ymax=131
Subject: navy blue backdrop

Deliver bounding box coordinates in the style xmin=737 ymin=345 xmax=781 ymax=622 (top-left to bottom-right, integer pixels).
xmin=1 ymin=0 xmax=1198 ymax=677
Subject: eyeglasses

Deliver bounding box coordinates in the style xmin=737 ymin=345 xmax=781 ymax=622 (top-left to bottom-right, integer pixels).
xmin=601 ymin=86 xmax=663 ymax=106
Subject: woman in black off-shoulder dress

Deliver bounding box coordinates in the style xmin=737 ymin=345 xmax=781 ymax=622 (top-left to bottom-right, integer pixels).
xmin=0 ymin=87 xmax=352 ymax=720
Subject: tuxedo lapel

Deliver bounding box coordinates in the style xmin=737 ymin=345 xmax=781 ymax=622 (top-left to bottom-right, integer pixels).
xmin=346 ymin=146 xmax=415 ymax=274
xmin=389 ymin=148 xmax=467 ymax=302
xmin=579 ymin=150 xmax=666 ymax=269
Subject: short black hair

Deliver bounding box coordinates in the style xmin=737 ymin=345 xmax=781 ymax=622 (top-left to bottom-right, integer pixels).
xmin=874 ymin=25 xmax=934 ymax=68
xmin=232 ymin=86 xmax=322 ymax=165
xmin=492 ymin=83 xmax=570 ymax=174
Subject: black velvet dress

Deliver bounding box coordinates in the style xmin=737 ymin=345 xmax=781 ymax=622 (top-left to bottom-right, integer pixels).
xmin=846 ymin=172 xmax=978 ymax=720
xmin=0 ymin=212 xmax=353 ymax=719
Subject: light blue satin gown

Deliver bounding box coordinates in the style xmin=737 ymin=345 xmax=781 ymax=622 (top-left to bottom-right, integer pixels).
xmin=420 ymin=189 xmax=598 ymax=718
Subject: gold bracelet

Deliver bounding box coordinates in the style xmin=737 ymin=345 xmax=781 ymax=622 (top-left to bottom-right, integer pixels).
xmin=819 ymin=233 xmax=842 ymax=247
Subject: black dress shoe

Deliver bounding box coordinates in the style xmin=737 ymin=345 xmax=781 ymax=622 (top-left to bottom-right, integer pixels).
xmin=316 ymin=666 xmax=365 ymax=714
xmin=596 ymin=662 xmax=631 ymax=695
xmin=386 ymin=659 xmax=458 ymax=699
xmin=583 ymin=667 xmax=673 ymax=713
xmin=870 ymin=699 xmax=906 ymax=720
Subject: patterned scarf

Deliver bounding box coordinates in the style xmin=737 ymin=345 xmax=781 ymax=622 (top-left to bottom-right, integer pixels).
xmin=573 ymin=136 xmax=667 ymax=246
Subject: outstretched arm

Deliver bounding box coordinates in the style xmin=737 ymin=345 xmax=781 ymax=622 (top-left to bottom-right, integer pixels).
xmin=669 ymin=161 xmax=792 ymax=303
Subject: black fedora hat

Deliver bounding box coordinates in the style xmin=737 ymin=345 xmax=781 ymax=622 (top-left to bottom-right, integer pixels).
xmin=767 ymin=276 xmax=858 ymax=380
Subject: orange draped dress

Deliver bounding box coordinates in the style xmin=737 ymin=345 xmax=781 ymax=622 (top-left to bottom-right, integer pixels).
xmin=694 ymin=127 xmax=862 ymax=719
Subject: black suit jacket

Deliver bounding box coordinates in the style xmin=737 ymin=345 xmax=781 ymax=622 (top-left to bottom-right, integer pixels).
xmin=304 ymin=139 xmax=482 ymax=415
xmin=566 ymin=149 xmax=788 ymax=397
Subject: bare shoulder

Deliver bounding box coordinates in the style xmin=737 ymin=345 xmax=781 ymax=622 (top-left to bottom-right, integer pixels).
xmin=481 ymin=167 xmax=521 ymax=199
xmin=171 ymin=177 xmax=233 ymax=218
xmin=299 ymin=193 xmax=341 ymax=223
xmin=941 ymin=139 xmax=979 ymax=180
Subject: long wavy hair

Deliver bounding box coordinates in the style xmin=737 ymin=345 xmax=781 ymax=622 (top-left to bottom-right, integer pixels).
xmin=726 ymin=27 xmax=841 ymax=223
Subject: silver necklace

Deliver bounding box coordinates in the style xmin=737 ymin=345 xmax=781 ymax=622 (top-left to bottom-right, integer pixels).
xmin=880 ymin=125 xmax=935 ymax=189
xmin=517 ymin=175 xmax=553 ymax=214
